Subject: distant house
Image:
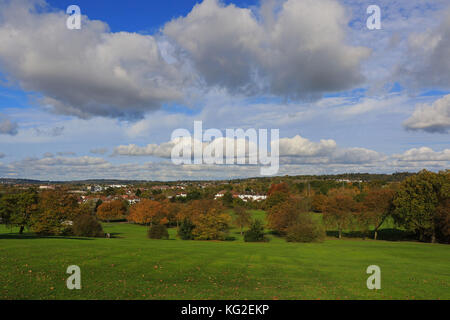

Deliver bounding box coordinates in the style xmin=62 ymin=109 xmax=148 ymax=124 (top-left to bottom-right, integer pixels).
xmin=237 ymin=194 xmax=267 ymax=202
xmin=39 ymin=185 xmax=55 ymax=190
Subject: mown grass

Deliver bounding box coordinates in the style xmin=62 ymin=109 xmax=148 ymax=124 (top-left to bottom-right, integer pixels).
xmin=0 ymin=210 xmax=449 ymax=300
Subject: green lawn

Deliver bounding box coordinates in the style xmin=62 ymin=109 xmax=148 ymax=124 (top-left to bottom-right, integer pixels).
xmin=0 ymin=217 xmax=449 ymax=300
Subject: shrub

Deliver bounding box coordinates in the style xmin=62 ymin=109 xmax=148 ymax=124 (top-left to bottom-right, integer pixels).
xmin=148 ymin=224 xmax=169 ymax=239
xmin=285 ymin=213 xmax=325 ymax=243
xmin=178 ymin=218 xmax=195 ymax=240
xmin=244 ymin=219 xmax=266 ymax=242
xmin=72 ymin=214 xmax=105 ymax=238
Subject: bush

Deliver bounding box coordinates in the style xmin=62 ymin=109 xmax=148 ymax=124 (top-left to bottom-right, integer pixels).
xmin=285 ymin=213 xmax=325 ymax=243
xmin=148 ymin=224 xmax=169 ymax=239
xmin=244 ymin=219 xmax=266 ymax=242
xmin=72 ymin=214 xmax=104 ymax=238
xmin=178 ymin=218 xmax=195 ymax=240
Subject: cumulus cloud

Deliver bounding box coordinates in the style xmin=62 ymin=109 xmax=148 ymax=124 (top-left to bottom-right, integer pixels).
xmin=392 ymin=147 xmax=450 ymax=162
xmin=0 ymin=152 xmax=5 ymax=159
xmin=0 ymin=118 xmax=18 ymax=135
xmin=0 ymin=1 xmax=184 ymax=119
xmin=278 ymin=135 xmax=336 ymax=157
xmin=163 ymin=0 xmax=370 ymax=98
xmin=397 ymin=9 xmax=450 ymax=90
xmin=114 ymin=133 xmax=384 ymax=166
xmin=276 ymin=135 xmax=384 ymax=164
xmin=403 ymin=94 xmax=450 ymax=133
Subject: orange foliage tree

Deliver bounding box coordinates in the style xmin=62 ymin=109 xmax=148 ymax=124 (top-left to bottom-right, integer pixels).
xmin=96 ymin=200 xmax=128 ymax=222
xmin=361 ymin=188 xmax=395 ymax=239
xmin=127 ymin=199 xmax=169 ymax=226
xmin=31 ymin=191 xmax=79 ymax=235
xmin=267 ymin=197 xmax=302 ymax=234
xmin=322 ymin=189 xmax=360 ymax=239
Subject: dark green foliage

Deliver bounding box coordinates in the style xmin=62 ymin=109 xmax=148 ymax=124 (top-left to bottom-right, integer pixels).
xmin=244 ymin=219 xmax=266 ymax=242
xmin=221 ymin=191 xmax=234 ymax=207
xmin=72 ymin=214 xmax=105 ymax=238
xmin=285 ymin=213 xmax=326 ymax=243
xmin=148 ymin=224 xmax=169 ymax=239
xmin=178 ymin=218 xmax=195 ymax=240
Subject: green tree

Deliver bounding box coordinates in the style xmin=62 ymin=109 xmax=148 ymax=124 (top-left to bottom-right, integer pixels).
xmin=392 ymin=170 xmax=448 ymax=243
xmin=0 ymin=189 xmax=38 ymax=234
xmin=178 ymin=218 xmax=195 ymax=240
xmin=244 ymin=219 xmax=266 ymax=242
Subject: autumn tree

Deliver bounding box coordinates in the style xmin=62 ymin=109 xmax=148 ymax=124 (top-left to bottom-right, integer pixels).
xmin=322 ymin=189 xmax=359 ymax=239
xmin=31 ymin=191 xmax=79 ymax=235
xmin=267 ymin=198 xmax=303 ymax=235
xmin=127 ymin=199 xmax=168 ymax=226
xmin=96 ymin=200 xmax=128 ymax=222
xmin=311 ymin=193 xmax=327 ymax=212
xmin=191 ymin=207 xmax=231 ymax=240
xmin=233 ymin=206 xmax=251 ymax=235
xmin=265 ymin=182 xmax=290 ymax=209
xmin=361 ymin=188 xmax=395 ymax=240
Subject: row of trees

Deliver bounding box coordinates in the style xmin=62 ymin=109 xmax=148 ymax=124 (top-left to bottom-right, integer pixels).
xmin=265 ymin=170 xmax=448 ymax=243
xmin=0 ymin=190 xmax=104 ymax=237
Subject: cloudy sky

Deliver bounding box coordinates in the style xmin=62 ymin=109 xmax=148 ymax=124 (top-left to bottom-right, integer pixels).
xmin=0 ymin=0 xmax=449 ymax=181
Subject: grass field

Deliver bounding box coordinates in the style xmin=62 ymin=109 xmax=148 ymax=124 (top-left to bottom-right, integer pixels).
xmin=0 ymin=210 xmax=449 ymax=300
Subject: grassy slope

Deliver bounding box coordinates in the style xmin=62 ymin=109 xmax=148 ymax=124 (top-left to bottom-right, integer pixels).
xmin=0 ymin=211 xmax=449 ymax=300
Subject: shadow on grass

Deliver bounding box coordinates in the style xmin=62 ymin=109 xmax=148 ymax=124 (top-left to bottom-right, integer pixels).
xmin=0 ymin=232 xmax=95 ymax=240
xmin=326 ymin=228 xmax=417 ymax=241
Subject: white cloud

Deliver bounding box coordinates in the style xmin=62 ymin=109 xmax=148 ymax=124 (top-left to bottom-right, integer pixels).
xmin=403 ymin=94 xmax=450 ymax=133
xmin=397 ymin=8 xmax=450 ymax=90
xmin=0 ymin=1 xmax=184 ymax=119
xmin=392 ymin=147 xmax=450 ymax=162
xmin=278 ymin=135 xmax=336 ymax=157
xmin=164 ymin=0 xmax=370 ymax=98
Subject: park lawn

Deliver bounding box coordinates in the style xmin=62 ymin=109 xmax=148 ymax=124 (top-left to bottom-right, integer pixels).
xmin=0 ymin=221 xmax=449 ymax=300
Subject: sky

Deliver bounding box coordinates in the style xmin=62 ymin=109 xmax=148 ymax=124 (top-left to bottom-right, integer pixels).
xmin=0 ymin=0 xmax=449 ymax=181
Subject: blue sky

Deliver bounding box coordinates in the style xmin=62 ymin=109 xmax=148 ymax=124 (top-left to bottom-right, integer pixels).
xmin=0 ymin=0 xmax=449 ymax=180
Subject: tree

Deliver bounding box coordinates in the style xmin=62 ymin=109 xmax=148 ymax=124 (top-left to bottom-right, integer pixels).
xmin=392 ymin=170 xmax=448 ymax=243
xmin=178 ymin=218 xmax=195 ymax=240
xmin=233 ymin=206 xmax=251 ymax=235
xmin=221 ymin=191 xmax=234 ymax=207
xmin=31 ymin=191 xmax=79 ymax=235
xmin=285 ymin=212 xmax=325 ymax=243
xmin=148 ymin=224 xmax=169 ymax=239
xmin=311 ymin=193 xmax=327 ymax=212
xmin=96 ymin=200 xmax=128 ymax=222
xmin=0 ymin=189 xmax=38 ymax=234
xmin=72 ymin=214 xmax=104 ymax=237
xmin=361 ymin=188 xmax=395 ymax=240
xmin=135 ymin=189 xmax=142 ymax=197
xmin=191 ymin=207 xmax=231 ymax=240
xmin=265 ymin=182 xmax=290 ymax=208
xmin=244 ymin=219 xmax=266 ymax=242
xmin=127 ymin=199 xmax=168 ymax=226
xmin=267 ymin=198 xmax=302 ymax=235
xmin=322 ymin=189 xmax=359 ymax=239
